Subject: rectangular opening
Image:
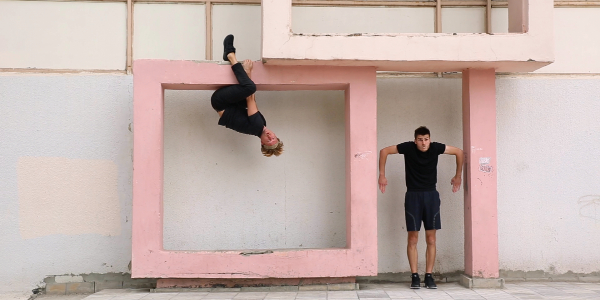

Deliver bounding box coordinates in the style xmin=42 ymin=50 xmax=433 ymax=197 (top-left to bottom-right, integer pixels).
xmin=162 ymin=89 xmax=347 ymax=251
xmin=292 ymin=6 xmax=435 ymax=34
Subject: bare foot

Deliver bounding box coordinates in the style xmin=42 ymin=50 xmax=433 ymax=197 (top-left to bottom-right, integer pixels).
xmin=227 ymin=52 xmax=238 ymax=65
xmin=242 ymin=59 xmax=253 ymax=76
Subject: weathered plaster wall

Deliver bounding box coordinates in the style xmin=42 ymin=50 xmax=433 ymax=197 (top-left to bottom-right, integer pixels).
xmin=133 ymin=3 xmax=207 ymax=61
xmin=1 ymin=74 xmax=600 ymax=292
xmin=0 ymin=1 xmax=126 ymax=70
xmin=496 ymin=77 xmax=600 ymax=274
xmin=162 ymin=90 xmax=346 ymax=251
xmin=0 ymin=74 xmax=134 ymax=292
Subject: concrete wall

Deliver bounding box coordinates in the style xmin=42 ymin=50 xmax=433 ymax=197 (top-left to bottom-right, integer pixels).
xmin=0 ymin=1 xmax=126 ymax=70
xmin=133 ymin=4 xmax=206 ymax=61
xmin=496 ymin=77 xmax=600 ymax=274
xmin=0 ymin=74 xmax=133 ymax=292
xmin=2 ymin=74 xmax=599 ymax=292
xmin=163 ymin=90 xmax=346 ymax=251
xmin=1 ymin=3 xmax=600 ymax=294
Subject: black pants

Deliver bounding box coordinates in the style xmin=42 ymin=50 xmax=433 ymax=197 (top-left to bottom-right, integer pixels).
xmin=211 ymin=63 xmax=257 ymax=111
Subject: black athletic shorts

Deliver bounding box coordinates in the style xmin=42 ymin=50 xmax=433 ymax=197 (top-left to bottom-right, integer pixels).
xmin=404 ymin=190 xmax=441 ymax=231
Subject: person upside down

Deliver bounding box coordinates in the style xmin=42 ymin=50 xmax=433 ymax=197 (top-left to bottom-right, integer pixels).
xmin=211 ymin=34 xmax=284 ymax=157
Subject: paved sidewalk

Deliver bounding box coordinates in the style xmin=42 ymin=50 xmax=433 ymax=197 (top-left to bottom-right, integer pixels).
xmin=63 ymin=282 xmax=600 ymax=300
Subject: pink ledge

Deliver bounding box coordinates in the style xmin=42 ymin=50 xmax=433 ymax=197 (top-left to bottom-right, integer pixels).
xmin=132 ymin=60 xmax=378 ymax=278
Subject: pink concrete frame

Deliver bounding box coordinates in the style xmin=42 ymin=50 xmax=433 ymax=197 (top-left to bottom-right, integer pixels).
xmin=261 ymin=0 xmax=553 ymax=72
xmin=132 ymin=59 xmax=378 ymax=278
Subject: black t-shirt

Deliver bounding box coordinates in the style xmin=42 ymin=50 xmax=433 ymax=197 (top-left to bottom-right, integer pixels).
xmin=396 ymin=141 xmax=446 ymax=191
xmin=218 ymin=103 xmax=266 ymax=137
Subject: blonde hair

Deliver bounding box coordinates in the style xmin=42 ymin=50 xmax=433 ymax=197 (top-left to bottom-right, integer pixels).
xmin=261 ymin=139 xmax=284 ymax=157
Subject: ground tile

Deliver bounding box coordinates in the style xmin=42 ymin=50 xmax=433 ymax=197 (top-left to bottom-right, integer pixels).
xmin=385 ymin=291 xmax=420 ymax=297
xmin=358 ymin=290 xmax=388 ymax=297
xmin=202 ymin=293 xmax=240 ymax=299
xmin=113 ymin=296 xmax=149 ymax=300
xmin=143 ymin=293 xmax=180 ymax=297
xmin=264 ymin=293 xmax=296 ymax=299
xmin=329 ymin=291 xmax=358 ymax=298
xmin=83 ymin=296 xmax=115 ymax=300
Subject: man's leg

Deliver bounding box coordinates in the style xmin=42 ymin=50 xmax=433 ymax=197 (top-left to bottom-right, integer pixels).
xmin=422 ymin=190 xmax=441 ymax=289
xmin=407 ymin=231 xmax=419 ymax=273
xmin=407 ymin=231 xmax=421 ymax=289
xmin=424 ymin=231 xmax=438 ymax=289
xmin=211 ymin=54 xmax=256 ymax=111
xmin=425 ymin=229 xmax=436 ymax=273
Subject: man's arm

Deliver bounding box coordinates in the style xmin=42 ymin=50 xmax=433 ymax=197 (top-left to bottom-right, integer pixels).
xmin=246 ymin=94 xmax=258 ymax=116
xmin=379 ymin=145 xmax=399 ymax=193
xmin=444 ymin=145 xmax=464 ymax=193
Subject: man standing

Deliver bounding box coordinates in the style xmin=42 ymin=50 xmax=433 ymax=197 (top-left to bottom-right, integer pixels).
xmin=378 ymin=126 xmax=463 ymax=289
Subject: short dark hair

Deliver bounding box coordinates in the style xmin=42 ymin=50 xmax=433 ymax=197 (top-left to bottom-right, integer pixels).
xmin=414 ymin=126 xmax=430 ymax=138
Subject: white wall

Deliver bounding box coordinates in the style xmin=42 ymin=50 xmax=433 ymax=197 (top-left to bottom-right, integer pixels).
xmin=212 ymin=4 xmax=262 ymax=61
xmin=0 ymin=1 xmax=126 ymax=70
xmin=0 ymin=74 xmax=133 ymax=292
xmin=1 ymin=74 xmax=600 ymax=292
xmin=442 ymin=7 xmax=486 ymax=34
xmin=292 ymin=7 xmax=435 ymax=34
xmin=496 ymin=78 xmax=600 ymax=273
xmin=534 ymin=8 xmax=600 ymax=73
xmin=1 ymin=2 xmax=600 ymax=294
xmin=133 ymin=4 xmax=206 ymax=61
xmin=162 ymin=89 xmax=347 ymax=250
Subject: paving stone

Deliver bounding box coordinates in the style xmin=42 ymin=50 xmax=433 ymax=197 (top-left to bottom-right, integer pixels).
xmin=357 ymin=290 xmax=388 ymax=298
xmin=328 ymin=290 xmax=358 ymax=298
xmin=263 ymin=291 xmax=297 ymax=299
xmin=240 ymin=287 xmax=270 ymax=292
xmin=268 ymin=286 xmax=298 ymax=292
xmin=295 ymin=291 xmax=327 ymax=298
xmin=52 ymin=281 xmax=600 ymax=300
xmin=211 ymin=288 xmax=240 ymax=292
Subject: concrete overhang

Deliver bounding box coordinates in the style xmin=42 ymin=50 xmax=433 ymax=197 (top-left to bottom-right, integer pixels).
xmin=261 ymin=0 xmax=553 ymax=72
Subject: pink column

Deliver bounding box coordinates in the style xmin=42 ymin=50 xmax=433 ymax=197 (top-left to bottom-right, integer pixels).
xmin=461 ymin=69 xmax=502 ymax=288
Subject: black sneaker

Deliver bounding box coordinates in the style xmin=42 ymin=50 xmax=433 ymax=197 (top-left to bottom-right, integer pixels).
xmin=223 ymin=34 xmax=236 ymax=61
xmin=424 ymin=273 xmax=437 ymax=289
xmin=410 ymin=273 xmax=421 ymax=289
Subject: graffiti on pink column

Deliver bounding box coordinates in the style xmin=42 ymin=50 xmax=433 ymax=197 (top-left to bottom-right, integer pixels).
xmin=478 ymin=157 xmax=493 ymax=173
xmin=578 ymin=195 xmax=600 ymax=221
xmin=354 ymin=151 xmax=372 ymax=159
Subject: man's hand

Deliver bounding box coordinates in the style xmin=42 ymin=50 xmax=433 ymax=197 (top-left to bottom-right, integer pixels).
xmin=451 ymin=175 xmax=462 ymax=193
xmin=379 ymin=175 xmax=388 ymax=193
